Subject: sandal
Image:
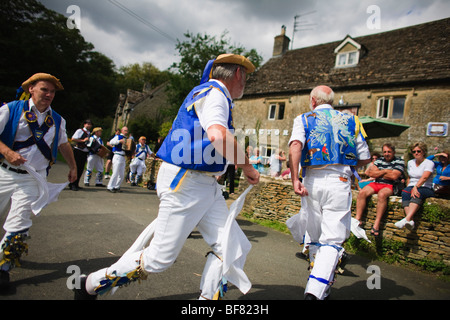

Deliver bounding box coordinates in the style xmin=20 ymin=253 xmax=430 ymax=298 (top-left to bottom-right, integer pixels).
xmin=371 ymin=227 xmax=380 ymax=237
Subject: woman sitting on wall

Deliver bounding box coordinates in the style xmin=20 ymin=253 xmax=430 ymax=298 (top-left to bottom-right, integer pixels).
xmin=427 ymin=149 xmax=450 ymax=199
xmin=395 ymin=142 xmax=435 ymax=229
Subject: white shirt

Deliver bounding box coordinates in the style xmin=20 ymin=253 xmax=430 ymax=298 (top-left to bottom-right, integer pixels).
xmin=194 ymin=80 xmax=232 ymax=132
xmin=0 ymin=98 xmax=68 ymax=172
xmin=288 ymin=104 xmax=371 ymax=176
xmin=407 ymin=158 xmax=434 ymax=188
xmin=192 ymin=80 xmax=233 ymax=175
xmin=109 ymin=135 xmax=126 ymax=155
xmin=135 ymin=143 xmax=153 ymax=160
xmin=72 ymin=128 xmax=90 ymax=152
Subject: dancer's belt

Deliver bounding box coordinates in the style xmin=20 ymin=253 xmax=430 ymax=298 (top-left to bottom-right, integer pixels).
xmin=1 ymin=162 xmax=28 ymax=174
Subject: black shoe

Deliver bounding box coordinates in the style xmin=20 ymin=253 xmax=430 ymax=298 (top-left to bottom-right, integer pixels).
xmin=73 ymin=275 xmax=97 ymax=300
xmin=69 ymin=184 xmax=79 ymax=191
xmin=0 ymin=270 xmax=10 ymax=291
xmin=107 ymin=188 xmax=116 ymax=193
xmin=304 ymin=293 xmax=318 ymax=300
xmin=295 ymin=252 xmax=309 ymax=261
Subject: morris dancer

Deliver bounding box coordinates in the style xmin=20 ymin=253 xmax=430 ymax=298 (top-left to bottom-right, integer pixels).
xmin=287 ymin=85 xmax=370 ymax=300
xmin=0 ymin=73 xmax=76 ymax=289
xmin=74 ymin=54 xmax=260 ymax=300
xmin=107 ymin=126 xmax=128 ymax=193
xmin=84 ymin=127 xmax=105 ymax=187
xmin=129 ymin=136 xmax=153 ymax=186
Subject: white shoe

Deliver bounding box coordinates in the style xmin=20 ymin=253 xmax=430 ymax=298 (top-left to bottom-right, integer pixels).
xmin=395 ymin=218 xmax=414 ymax=229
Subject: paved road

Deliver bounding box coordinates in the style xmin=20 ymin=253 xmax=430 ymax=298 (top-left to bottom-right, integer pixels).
xmin=1 ymin=163 xmax=449 ymax=304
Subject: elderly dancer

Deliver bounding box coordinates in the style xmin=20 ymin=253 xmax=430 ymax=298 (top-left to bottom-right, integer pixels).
xmin=84 ymin=127 xmax=106 ymax=187
xmin=107 ymin=126 xmax=128 ymax=193
xmin=0 ymin=73 xmax=76 ymax=288
xmin=288 ymin=85 xmax=370 ymax=300
xmin=129 ymin=136 xmax=153 ymax=186
xmin=74 ymin=54 xmax=259 ymax=300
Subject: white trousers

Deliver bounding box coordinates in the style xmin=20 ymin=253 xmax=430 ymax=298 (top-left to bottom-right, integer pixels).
xmin=302 ymin=169 xmax=352 ymax=300
xmin=84 ymin=154 xmax=104 ymax=185
xmin=129 ymin=158 xmax=146 ymax=182
xmin=88 ymin=162 xmax=229 ymax=299
xmin=0 ymin=166 xmax=42 ymax=233
xmin=107 ymin=154 xmax=126 ymax=190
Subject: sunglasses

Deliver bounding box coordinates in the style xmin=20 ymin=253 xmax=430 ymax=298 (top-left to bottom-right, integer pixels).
xmin=412 ymin=150 xmax=422 ymax=154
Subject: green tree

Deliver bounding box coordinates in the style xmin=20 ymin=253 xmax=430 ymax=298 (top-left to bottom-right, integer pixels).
xmin=0 ymin=0 xmax=118 ymax=133
xmin=165 ymin=30 xmax=263 ymax=119
xmin=116 ymin=62 xmax=170 ymax=94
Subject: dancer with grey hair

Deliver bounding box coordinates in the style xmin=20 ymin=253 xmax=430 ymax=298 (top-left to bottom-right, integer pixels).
xmin=74 ymin=54 xmax=260 ymax=300
xmin=287 ymin=85 xmax=371 ymax=300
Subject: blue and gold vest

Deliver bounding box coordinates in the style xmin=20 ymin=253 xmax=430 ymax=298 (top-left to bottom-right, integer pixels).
xmin=0 ymin=100 xmax=61 ymax=165
xmin=157 ymin=81 xmax=233 ymax=172
xmin=300 ymin=108 xmax=363 ymax=168
xmin=112 ymin=135 xmax=125 ymax=153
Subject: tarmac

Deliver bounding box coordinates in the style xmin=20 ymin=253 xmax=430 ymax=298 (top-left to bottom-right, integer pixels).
xmin=1 ymin=162 xmax=449 ymax=305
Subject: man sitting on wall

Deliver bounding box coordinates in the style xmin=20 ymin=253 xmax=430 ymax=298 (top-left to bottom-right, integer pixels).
xmin=354 ymin=143 xmax=405 ymax=236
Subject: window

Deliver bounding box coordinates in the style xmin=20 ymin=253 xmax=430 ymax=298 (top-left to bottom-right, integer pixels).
xmin=392 ymin=97 xmax=405 ymax=119
xmin=268 ymin=104 xmax=277 ymax=120
xmin=334 ymin=36 xmax=362 ymax=68
xmin=377 ymin=96 xmax=405 ymax=119
xmin=268 ymin=102 xmax=285 ymax=120
xmin=336 ymin=51 xmax=359 ymax=67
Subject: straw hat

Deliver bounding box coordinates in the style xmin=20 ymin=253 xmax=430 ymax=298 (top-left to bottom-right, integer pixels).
xmin=22 ymin=73 xmax=64 ymax=92
xmin=214 ymin=54 xmax=255 ymax=73
xmin=92 ymin=127 xmax=103 ymax=134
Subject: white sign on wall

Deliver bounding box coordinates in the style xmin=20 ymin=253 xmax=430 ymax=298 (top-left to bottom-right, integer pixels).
xmin=427 ymin=122 xmax=448 ymax=137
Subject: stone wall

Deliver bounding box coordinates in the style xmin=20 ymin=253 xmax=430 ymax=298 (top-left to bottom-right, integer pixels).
xmin=142 ymin=161 xmax=450 ymax=266
xmin=237 ymin=176 xmax=450 ymax=266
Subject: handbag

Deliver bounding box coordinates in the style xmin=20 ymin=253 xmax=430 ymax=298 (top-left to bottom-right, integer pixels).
xmin=392 ymin=180 xmax=406 ymax=196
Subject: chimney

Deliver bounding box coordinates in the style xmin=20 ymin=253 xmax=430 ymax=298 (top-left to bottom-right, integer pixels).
xmin=272 ymin=25 xmax=290 ymax=57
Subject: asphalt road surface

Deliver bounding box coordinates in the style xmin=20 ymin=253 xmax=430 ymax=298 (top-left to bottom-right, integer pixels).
xmin=1 ymin=163 xmax=449 ymax=308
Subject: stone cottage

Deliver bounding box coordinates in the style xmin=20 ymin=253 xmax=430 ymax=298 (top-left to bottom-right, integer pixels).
xmin=112 ymin=82 xmax=171 ymax=133
xmin=234 ymin=18 xmax=450 ymax=164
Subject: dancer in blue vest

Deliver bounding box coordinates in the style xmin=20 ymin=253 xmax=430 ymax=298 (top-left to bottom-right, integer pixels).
xmin=107 ymin=126 xmax=128 ymax=193
xmin=75 ymin=54 xmax=260 ymax=300
xmin=288 ymin=85 xmax=371 ymax=300
xmin=129 ymin=136 xmax=153 ymax=186
xmin=0 ymin=73 xmax=76 ymax=289
xmin=84 ymin=127 xmax=106 ymax=187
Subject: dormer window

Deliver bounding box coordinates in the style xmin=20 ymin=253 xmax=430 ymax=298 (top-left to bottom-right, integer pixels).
xmin=334 ymin=35 xmax=361 ymax=68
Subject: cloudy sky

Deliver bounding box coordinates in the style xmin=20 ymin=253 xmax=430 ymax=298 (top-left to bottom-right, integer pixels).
xmin=38 ymin=0 xmax=450 ymax=71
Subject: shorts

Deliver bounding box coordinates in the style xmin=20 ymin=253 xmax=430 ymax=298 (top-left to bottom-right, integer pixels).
xmin=402 ymin=186 xmax=434 ymax=207
xmin=366 ymin=182 xmax=393 ymax=193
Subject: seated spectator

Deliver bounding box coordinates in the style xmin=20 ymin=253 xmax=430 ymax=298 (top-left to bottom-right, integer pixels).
xmin=395 ymin=142 xmax=435 ymax=229
xmin=358 ymin=152 xmax=381 ymax=189
xmin=355 ymin=143 xmax=405 ymax=236
xmin=427 ymin=149 xmax=450 ymax=199
xmin=249 ymin=147 xmax=264 ymax=173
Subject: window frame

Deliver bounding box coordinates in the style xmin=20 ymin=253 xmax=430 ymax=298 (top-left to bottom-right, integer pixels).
xmin=335 ymin=50 xmax=360 ymax=68
xmin=376 ymin=96 xmax=406 ymax=120
xmin=267 ymin=102 xmax=286 ymax=120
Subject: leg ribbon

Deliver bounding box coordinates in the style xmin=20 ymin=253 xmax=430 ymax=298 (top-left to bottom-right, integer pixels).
xmin=94 ymin=253 xmax=148 ymax=295
xmin=204 ymin=251 xmax=227 ymax=300
xmin=0 ymin=233 xmax=29 ymax=270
